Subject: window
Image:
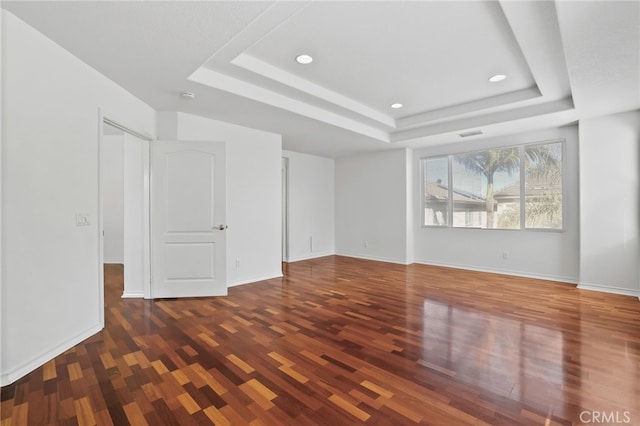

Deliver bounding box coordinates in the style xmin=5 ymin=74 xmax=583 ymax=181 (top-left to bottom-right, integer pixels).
xmin=421 ymin=140 xmax=563 ymax=230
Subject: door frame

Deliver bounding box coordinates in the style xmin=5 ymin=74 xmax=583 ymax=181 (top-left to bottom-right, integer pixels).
xmin=98 ymin=110 xmax=153 ymax=321
xmin=282 ymin=156 xmax=290 ymax=262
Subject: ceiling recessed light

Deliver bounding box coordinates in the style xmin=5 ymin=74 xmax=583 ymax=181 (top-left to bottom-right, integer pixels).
xmin=489 ymin=74 xmax=507 ymax=83
xmin=390 ymin=103 xmax=403 ymax=109
xmin=181 ymin=92 xmax=196 ymax=99
xmin=295 ymin=54 xmax=313 ymax=64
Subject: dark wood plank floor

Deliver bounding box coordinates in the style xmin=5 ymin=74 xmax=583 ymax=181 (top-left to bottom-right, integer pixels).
xmin=2 ymin=256 xmax=639 ymax=425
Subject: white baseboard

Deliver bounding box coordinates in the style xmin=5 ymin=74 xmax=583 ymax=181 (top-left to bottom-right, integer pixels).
xmin=286 ymin=251 xmax=334 ymax=263
xmin=103 ymin=260 xmax=124 ymax=264
xmin=121 ymin=292 xmax=144 ymax=298
xmin=0 ymin=323 xmax=103 ymax=386
xmin=227 ymin=272 xmax=283 ymax=288
xmin=335 ymin=252 xmax=412 ymax=265
xmin=414 ymin=259 xmax=578 ymax=284
xmin=577 ymin=282 xmax=640 ymax=298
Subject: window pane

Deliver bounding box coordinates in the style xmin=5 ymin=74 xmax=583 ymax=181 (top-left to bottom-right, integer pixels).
xmin=453 ymin=147 xmax=520 ymax=229
xmin=451 ymin=158 xmax=485 ymax=227
xmin=525 ymin=142 xmax=563 ymax=229
xmin=423 ymin=157 xmax=449 ymax=226
xmin=493 ymin=148 xmax=521 ymax=230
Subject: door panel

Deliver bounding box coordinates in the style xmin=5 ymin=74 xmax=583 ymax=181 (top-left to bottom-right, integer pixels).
xmin=166 ymin=151 xmax=214 ymax=232
xmin=151 ymin=141 xmax=226 ymax=298
xmin=165 ymin=243 xmax=215 ymax=280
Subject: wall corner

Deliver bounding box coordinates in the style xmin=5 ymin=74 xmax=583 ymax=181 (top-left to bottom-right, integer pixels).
xmin=156 ymin=111 xmax=178 ymax=140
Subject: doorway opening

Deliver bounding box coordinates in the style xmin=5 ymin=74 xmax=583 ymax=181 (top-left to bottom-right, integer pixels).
xmin=101 ymin=122 xmax=125 ymax=264
xmin=99 ymin=116 xmax=151 ymax=309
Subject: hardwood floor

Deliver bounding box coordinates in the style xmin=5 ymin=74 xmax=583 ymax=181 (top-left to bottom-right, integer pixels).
xmin=2 ymin=256 xmax=639 ymax=425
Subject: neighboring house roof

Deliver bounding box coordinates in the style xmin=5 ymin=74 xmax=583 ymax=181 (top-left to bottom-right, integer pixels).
xmin=425 ymin=181 xmax=485 ymax=208
xmin=494 ymin=178 xmax=561 ymax=200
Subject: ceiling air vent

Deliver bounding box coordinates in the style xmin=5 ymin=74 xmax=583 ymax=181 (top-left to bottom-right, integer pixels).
xmin=458 ymin=130 xmax=483 ymax=138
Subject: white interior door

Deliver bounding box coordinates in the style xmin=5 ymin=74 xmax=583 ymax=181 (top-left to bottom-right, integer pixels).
xmin=151 ymin=141 xmax=227 ymax=298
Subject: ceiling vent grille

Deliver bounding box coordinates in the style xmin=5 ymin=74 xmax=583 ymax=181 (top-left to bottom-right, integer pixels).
xmin=458 ymin=130 xmax=483 ymax=138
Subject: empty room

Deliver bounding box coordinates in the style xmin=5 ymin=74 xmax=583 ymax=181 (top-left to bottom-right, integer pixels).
xmin=1 ymin=1 xmax=639 ymax=425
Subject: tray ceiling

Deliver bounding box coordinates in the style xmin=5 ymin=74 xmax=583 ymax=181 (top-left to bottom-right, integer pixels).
xmin=2 ymin=1 xmax=637 ymax=157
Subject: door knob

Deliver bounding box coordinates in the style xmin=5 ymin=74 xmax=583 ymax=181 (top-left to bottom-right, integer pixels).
xmin=213 ymin=224 xmax=228 ymax=230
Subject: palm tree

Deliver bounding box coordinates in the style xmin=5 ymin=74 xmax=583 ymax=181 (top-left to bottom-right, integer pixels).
xmin=455 ymin=147 xmax=519 ymax=228
xmin=455 ymin=145 xmax=558 ymax=228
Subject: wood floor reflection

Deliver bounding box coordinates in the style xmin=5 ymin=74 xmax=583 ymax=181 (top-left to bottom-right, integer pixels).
xmin=2 ymin=256 xmax=639 ymax=425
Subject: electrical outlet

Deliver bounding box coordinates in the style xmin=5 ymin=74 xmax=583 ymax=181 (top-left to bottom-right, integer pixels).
xmin=363 ymin=240 xmax=368 ymax=248
xmin=235 ymin=258 xmax=240 ymax=269
xmin=75 ymin=213 xmax=90 ymax=226
xmin=502 ymin=251 xmax=509 ymax=260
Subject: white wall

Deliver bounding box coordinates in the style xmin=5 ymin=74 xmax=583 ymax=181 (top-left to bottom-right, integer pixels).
xmin=158 ymin=112 xmax=283 ymax=287
xmin=336 ymin=149 xmax=413 ymax=264
xmin=579 ymin=110 xmax=640 ymax=297
xmin=282 ymin=150 xmax=335 ymax=261
xmin=413 ymin=126 xmax=580 ymax=283
xmin=101 ymin=134 xmax=124 ymax=263
xmin=1 ymin=11 xmax=156 ymax=385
